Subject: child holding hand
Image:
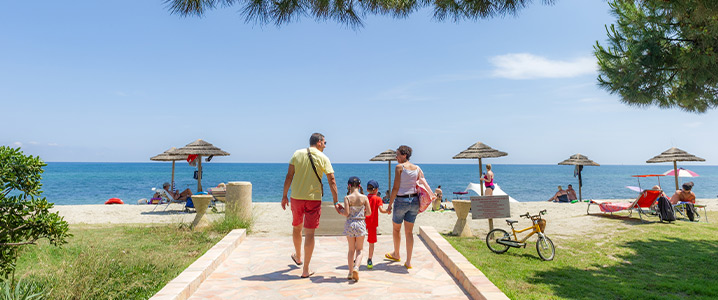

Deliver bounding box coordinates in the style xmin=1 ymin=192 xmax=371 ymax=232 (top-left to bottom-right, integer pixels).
xmin=341 ymin=176 xmax=371 ymax=281
xmin=364 ymin=180 xmax=388 ymax=269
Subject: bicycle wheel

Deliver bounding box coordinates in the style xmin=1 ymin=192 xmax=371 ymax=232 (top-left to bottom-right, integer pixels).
xmin=536 ymin=235 xmax=555 ymax=261
xmin=486 ymin=229 xmax=510 ymax=254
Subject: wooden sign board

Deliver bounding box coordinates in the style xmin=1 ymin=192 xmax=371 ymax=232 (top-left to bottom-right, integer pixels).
xmin=471 ymin=195 xmax=510 ymax=219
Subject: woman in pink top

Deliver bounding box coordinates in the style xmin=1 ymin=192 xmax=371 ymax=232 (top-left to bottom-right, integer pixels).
xmin=480 ymin=164 xmax=495 ymax=196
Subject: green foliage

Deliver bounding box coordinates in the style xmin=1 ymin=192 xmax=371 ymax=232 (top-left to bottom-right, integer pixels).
xmin=0 ymin=278 xmax=46 ymax=300
xmin=0 ymin=146 xmax=70 ymax=279
xmin=14 ymin=224 xmax=227 ymax=299
xmin=210 ymin=214 xmax=253 ymax=234
xmin=165 ymin=0 xmax=554 ymax=28
xmin=447 ymin=212 xmax=718 ymax=299
xmin=595 ymin=0 xmax=718 ymax=113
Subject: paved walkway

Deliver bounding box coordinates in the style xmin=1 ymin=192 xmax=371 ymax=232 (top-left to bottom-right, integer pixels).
xmin=189 ymin=235 xmax=470 ymax=299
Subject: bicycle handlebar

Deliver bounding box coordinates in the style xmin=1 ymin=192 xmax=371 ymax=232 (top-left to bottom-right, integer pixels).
xmin=520 ymin=210 xmax=547 ymax=219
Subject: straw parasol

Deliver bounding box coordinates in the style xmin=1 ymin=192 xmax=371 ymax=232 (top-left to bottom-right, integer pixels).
xmin=369 ymin=149 xmax=397 ymax=194
xmin=150 ymin=147 xmax=188 ymax=191
xmin=169 ymin=139 xmax=230 ymax=192
xmin=452 ymin=142 xmax=508 ymax=196
xmin=646 ymin=147 xmax=705 ymax=191
xmin=558 ymin=153 xmax=600 ymax=202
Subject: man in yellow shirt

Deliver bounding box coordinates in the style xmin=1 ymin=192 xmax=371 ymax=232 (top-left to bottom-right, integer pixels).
xmin=281 ymin=133 xmax=339 ymax=278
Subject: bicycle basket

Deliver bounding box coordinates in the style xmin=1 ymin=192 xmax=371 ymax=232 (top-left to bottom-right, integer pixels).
xmin=537 ymin=219 xmax=547 ymax=233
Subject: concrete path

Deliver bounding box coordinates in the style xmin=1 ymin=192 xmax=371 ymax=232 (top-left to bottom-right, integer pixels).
xmin=189 ymin=235 xmax=470 ymax=299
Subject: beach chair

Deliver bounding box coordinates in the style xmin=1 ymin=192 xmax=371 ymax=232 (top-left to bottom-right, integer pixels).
xmin=587 ymin=189 xmax=661 ymax=221
xmin=208 ymin=183 xmax=226 ymax=211
xmin=673 ymin=202 xmax=708 ymax=223
xmin=151 ymin=188 xmax=189 ymax=212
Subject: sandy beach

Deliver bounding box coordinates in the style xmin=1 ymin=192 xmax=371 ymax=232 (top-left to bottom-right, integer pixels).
xmin=52 ymin=198 xmax=717 ymax=240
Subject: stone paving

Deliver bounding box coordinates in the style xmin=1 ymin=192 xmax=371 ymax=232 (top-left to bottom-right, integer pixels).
xmin=189 ymin=234 xmax=470 ymax=299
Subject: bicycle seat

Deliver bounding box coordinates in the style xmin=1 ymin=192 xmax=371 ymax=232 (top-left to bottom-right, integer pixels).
xmin=505 ymin=219 xmax=518 ymax=225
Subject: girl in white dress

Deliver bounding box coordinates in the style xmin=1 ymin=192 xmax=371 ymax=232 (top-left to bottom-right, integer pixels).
xmin=341 ymin=176 xmax=372 ymax=282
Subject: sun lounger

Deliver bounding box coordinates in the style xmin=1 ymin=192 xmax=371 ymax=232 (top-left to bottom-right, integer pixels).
xmin=151 ymin=188 xmax=189 ymax=212
xmin=587 ymin=189 xmax=661 ymax=221
xmin=673 ymin=202 xmax=708 ymax=223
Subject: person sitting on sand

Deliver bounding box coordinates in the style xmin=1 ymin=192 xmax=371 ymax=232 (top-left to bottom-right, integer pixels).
xmin=547 ymin=186 xmax=569 ymax=202
xmin=566 ymin=184 xmax=577 ymax=201
xmin=159 ymin=182 xmax=192 ymax=201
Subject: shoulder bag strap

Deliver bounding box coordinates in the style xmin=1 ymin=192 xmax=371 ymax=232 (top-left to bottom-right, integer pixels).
xmin=307 ymin=148 xmax=324 ymax=197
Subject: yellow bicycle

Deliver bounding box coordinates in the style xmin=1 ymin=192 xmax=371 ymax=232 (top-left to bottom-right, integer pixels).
xmin=485 ymin=209 xmax=555 ymax=261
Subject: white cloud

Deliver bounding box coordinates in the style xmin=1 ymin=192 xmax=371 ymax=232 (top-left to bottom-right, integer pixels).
xmin=684 ymin=122 xmax=702 ymax=128
xmin=13 ymin=142 xmax=22 ymax=147
xmin=48 ymin=143 xmax=59 ymax=146
xmin=490 ymin=53 xmax=596 ymax=79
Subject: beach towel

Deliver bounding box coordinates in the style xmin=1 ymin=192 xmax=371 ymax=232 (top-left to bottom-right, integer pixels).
xmin=597 ymin=201 xmax=633 ymax=213
xmin=416 ymin=177 xmax=436 ymax=213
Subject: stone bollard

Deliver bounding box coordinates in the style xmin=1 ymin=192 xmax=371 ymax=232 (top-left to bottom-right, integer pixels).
xmin=190 ymin=195 xmax=213 ymax=229
xmin=226 ymin=181 xmax=252 ymax=221
xmin=451 ymin=200 xmax=473 ymax=237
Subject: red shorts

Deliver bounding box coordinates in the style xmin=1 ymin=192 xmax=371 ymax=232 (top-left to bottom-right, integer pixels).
xmin=367 ymin=225 xmax=377 ymax=244
xmin=291 ymin=198 xmax=322 ymax=229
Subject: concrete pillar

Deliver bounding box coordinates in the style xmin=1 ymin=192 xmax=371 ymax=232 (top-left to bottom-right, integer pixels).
xmin=452 ymin=200 xmax=473 ymax=237
xmin=190 ymin=195 xmax=213 ymax=230
xmin=226 ymin=181 xmax=252 ymax=220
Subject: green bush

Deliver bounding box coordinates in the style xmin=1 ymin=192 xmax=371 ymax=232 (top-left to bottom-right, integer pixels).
xmin=0 ymin=146 xmax=70 ymax=279
xmin=0 ymin=278 xmax=46 ymax=300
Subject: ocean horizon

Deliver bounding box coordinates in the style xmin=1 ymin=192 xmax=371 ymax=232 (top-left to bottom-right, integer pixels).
xmin=39 ymin=162 xmax=718 ymax=205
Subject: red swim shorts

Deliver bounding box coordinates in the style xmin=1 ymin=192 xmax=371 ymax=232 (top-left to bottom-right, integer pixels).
xmin=291 ymin=198 xmax=322 ymax=229
xmin=367 ymin=225 xmax=377 ymax=244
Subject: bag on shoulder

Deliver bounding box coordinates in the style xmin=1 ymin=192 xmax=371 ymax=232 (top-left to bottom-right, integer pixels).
xmin=416 ymin=176 xmax=436 ymax=213
xmin=306 ymin=148 xmax=324 ymax=197
xmin=657 ymin=196 xmax=675 ymax=222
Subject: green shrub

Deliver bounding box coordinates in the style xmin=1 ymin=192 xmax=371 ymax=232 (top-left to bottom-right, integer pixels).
xmin=0 ymin=146 xmax=70 ymax=279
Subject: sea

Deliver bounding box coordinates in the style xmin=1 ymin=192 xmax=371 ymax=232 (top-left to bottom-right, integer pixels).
xmin=37 ymin=163 xmax=718 ymax=205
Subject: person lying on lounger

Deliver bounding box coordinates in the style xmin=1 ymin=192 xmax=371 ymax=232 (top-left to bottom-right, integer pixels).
xmin=156 ymin=182 xmax=193 ymax=201
xmin=670 ymin=182 xmax=695 ymax=205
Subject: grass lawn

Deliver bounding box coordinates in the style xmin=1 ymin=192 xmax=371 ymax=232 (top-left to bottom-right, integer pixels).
xmin=446 ymin=212 xmax=718 ymax=300
xmin=10 ymin=216 xmax=249 ymax=299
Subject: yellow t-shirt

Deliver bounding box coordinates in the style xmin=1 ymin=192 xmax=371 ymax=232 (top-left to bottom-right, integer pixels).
xmin=289 ymin=147 xmax=334 ymax=201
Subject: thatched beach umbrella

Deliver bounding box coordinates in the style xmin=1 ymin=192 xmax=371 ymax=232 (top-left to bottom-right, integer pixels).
xmin=370 ymin=149 xmax=397 ymax=194
xmin=647 ymin=147 xmax=705 ymax=191
xmin=452 ymin=142 xmax=508 ymax=196
xmin=150 ymin=147 xmax=188 ymax=191
xmin=169 ymin=139 xmax=230 ymax=192
xmin=558 ymin=154 xmax=600 ymax=202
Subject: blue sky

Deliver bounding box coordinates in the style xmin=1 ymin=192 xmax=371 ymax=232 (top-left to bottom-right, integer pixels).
xmin=2 ymin=0 xmax=716 ymax=165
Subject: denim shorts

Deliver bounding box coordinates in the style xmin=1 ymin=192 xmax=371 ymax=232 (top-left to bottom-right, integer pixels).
xmin=392 ymin=196 xmax=419 ymax=224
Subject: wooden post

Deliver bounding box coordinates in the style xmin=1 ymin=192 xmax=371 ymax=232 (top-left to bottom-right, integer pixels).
xmin=478 ymin=158 xmax=484 ymax=196
xmin=197 ymin=156 xmax=203 ymax=192
xmin=387 ymin=161 xmax=392 ymax=194
xmin=171 ymin=161 xmax=176 ymax=191
xmin=579 ymin=182 xmax=583 ymax=202
xmin=673 ymin=161 xmax=679 ymax=191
